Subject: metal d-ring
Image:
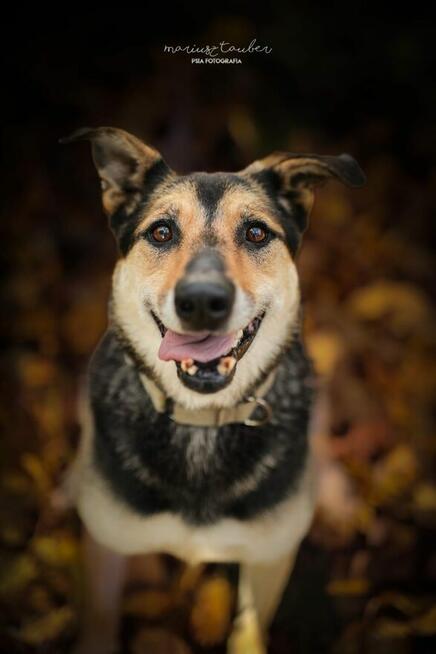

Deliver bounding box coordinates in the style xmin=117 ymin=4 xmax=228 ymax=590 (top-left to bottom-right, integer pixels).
xmin=243 ymin=396 xmax=273 ymax=427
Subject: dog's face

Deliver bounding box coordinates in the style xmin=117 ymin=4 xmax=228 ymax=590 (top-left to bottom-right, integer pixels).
xmin=60 ymin=127 xmax=365 ymax=407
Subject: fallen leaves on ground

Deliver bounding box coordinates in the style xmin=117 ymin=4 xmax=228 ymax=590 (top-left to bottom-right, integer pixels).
xmin=1 ymin=127 xmax=435 ymax=654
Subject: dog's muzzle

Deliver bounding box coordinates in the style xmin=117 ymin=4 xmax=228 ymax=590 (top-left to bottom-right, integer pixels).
xmin=155 ymin=247 xmax=266 ymax=394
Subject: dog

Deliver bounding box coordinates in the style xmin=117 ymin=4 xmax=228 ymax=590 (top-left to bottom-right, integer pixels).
xmin=58 ymin=126 xmax=365 ymax=653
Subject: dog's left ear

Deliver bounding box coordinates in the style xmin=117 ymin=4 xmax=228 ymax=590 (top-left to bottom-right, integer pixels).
xmin=59 ymin=126 xmax=171 ymax=217
xmin=241 ymin=151 xmax=366 ymax=251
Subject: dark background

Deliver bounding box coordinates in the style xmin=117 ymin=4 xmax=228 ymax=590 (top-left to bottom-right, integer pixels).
xmin=1 ymin=5 xmax=435 ymax=653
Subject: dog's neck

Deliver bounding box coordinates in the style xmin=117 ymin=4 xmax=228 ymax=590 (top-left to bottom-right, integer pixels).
xmin=110 ymin=317 xmax=287 ymax=425
xmin=133 ymin=358 xmax=277 ymax=427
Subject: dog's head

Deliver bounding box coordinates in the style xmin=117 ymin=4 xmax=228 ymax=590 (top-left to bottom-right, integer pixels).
xmin=60 ymin=127 xmax=365 ymax=407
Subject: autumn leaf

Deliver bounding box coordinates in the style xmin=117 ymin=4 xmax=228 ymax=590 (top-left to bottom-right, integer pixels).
xmin=17 ymin=606 xmax=75 ymax=645
xmin=190 ymin=576 xmax=234 ymax=646
xmin=327 ymin=578 xmax=370 ymax=596
xmin=122 ymin=588 xmax=175 ymax=618
xmin=131 ymin=627 xmax=193 ymax=654
xmin=32 ymin=533 xmax=79 ymax=567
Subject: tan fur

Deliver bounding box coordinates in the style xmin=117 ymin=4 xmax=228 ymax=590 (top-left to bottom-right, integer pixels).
xmin=215 ymin=184 xmax=286 ymax=235
xmin=240 ymin=153 xmax=338 ymax=216
xmin=61 ymin=127 xmax=365 ymax=653
xmin=74 ymin=388 xmax=317 ymax=564
xmin=79 ymin=127 xmax=165 ymax=217
xmin=212 ymin=185 xmax=289 ymax=300
xmin=111 ymin=176 xmax=300 ymax=409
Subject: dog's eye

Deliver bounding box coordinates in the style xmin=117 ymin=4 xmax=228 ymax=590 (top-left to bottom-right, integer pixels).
xmin=246 ymin=224 xmax=268 ymax=243
xmin=150 ymin=223 xmax=173 ymax=243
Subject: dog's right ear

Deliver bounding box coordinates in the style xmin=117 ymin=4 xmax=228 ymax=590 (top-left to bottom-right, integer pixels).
xmin=240 ymin=151 xmax=366 ymax=254
xmin=59 ymin=126 xmax=172 ymax=217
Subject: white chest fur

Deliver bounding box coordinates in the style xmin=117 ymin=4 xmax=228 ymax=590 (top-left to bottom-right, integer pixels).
xmin=72 ymin=388 xmax=316 ymax=566
xmin=75 ymin=456 xmax=315 ymax=566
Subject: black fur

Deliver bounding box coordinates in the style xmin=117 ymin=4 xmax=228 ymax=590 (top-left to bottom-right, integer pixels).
xmin=250 ymin=170 xmax=304 ymax=254
xmin=88 ymin=327 xmax=314 ymax=526
xmin=109 ymin=166 xmax=312 ymax=257
xmin=190 ymin=172 xmax=250 ymax=223
xmin=112 ymin=158 xmax=171 ymax=256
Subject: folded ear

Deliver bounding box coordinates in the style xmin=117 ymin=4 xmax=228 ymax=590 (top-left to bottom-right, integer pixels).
xmin=59 ymin=126 xmax=172 ymax=217
xmin=241 ymin=151 xmax=366 ymax=251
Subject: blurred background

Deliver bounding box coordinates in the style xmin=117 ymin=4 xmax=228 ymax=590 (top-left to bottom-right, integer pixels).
xmin=0 ymin=4 xmax=435 ymax=653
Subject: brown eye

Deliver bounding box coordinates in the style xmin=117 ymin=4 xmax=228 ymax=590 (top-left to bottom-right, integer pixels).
xmin=246 ymin=225 xmax=268 ymax=243
xmin=151 ymin=224 xmax=172 ymax=243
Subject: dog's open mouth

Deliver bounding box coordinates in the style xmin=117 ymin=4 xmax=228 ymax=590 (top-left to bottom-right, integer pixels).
xmin=151 ymin=312 xmax=265 ymax=393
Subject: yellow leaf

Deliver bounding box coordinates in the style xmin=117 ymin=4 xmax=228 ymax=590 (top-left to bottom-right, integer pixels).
xmin=373 ymin=617 xmax=411 ymax=639
xmin=327 ymin=577 xmax=370 ymax=596
xmin=18 ymin=354 xmax=56 ymax=388
xmin=32 ymin=534 xmax=79 ymax=567
xmin=372 ymin=445 xmax=418 ymax=504
xmin=0 ymin=525 xmax=28 ymax=548
xmin=413 ymin=605 xmax=436 ymax=635
xmin=365 ymin=591 xmax=420 ymax=619
xmin=131 ymin=627 xmax=192 ymax=654
xmin=0 ymin=554 xmax=37 ymax=595
xmin=122 ymin=589 xmax=175 ymax=618
xmin=21 ymin=453 xmax=51 ymax=497
xmin=347 ymin=281 xmax=432 ymax=334
xmin=306 ymin=331 xmax=343 ymax=376
xmin=18 ymin=606 xmax=75 ymax=645
xmin=177 ymin=562 xmax=205 ymax=595
xmin=190 ymin=576 xmax=234 ymax=646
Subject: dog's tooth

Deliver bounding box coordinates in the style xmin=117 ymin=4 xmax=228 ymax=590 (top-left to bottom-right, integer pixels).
xmin=181 ymin=358 xmax=194 ymax=372
xmin=217 ymin=356 xmax=237 ymax=376
xmin=186 ymin=364 xmax=198 ymax=376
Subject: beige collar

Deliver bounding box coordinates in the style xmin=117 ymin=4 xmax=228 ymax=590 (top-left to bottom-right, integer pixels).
xmin=137 ymin=368 xmax=277 ymax=428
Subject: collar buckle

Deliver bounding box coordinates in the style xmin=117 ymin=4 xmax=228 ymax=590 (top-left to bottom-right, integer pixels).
xmin=243 ymin=396 xmax=273 ymax=427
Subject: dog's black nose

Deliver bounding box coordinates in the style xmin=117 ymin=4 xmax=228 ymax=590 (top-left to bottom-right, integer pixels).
xmin=175 ymin=279 xmax=235 ymax=330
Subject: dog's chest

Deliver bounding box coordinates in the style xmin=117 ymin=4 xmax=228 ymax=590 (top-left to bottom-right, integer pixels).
xmin=76 ymin=451 xmax=316 ymax=565
xmin=76 ymin=328 xmax=315 ymax=559
xmin=87 ymin=330 xmax=313 ymax=525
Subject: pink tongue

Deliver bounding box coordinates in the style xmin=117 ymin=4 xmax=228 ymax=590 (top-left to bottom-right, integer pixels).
xmin=158 ymin=329 xmax=236 ymax=363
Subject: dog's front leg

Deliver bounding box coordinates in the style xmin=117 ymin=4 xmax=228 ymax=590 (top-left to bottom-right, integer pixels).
xmin=234 ymin=548 xmax=298 ymax=654
xmin=227 ymin=549 xmax=297 ymax=654
xmin=243 ymin=548 xmax=297 ymax=635
xmin=74 ymin=526 xmax=127 ymax=654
